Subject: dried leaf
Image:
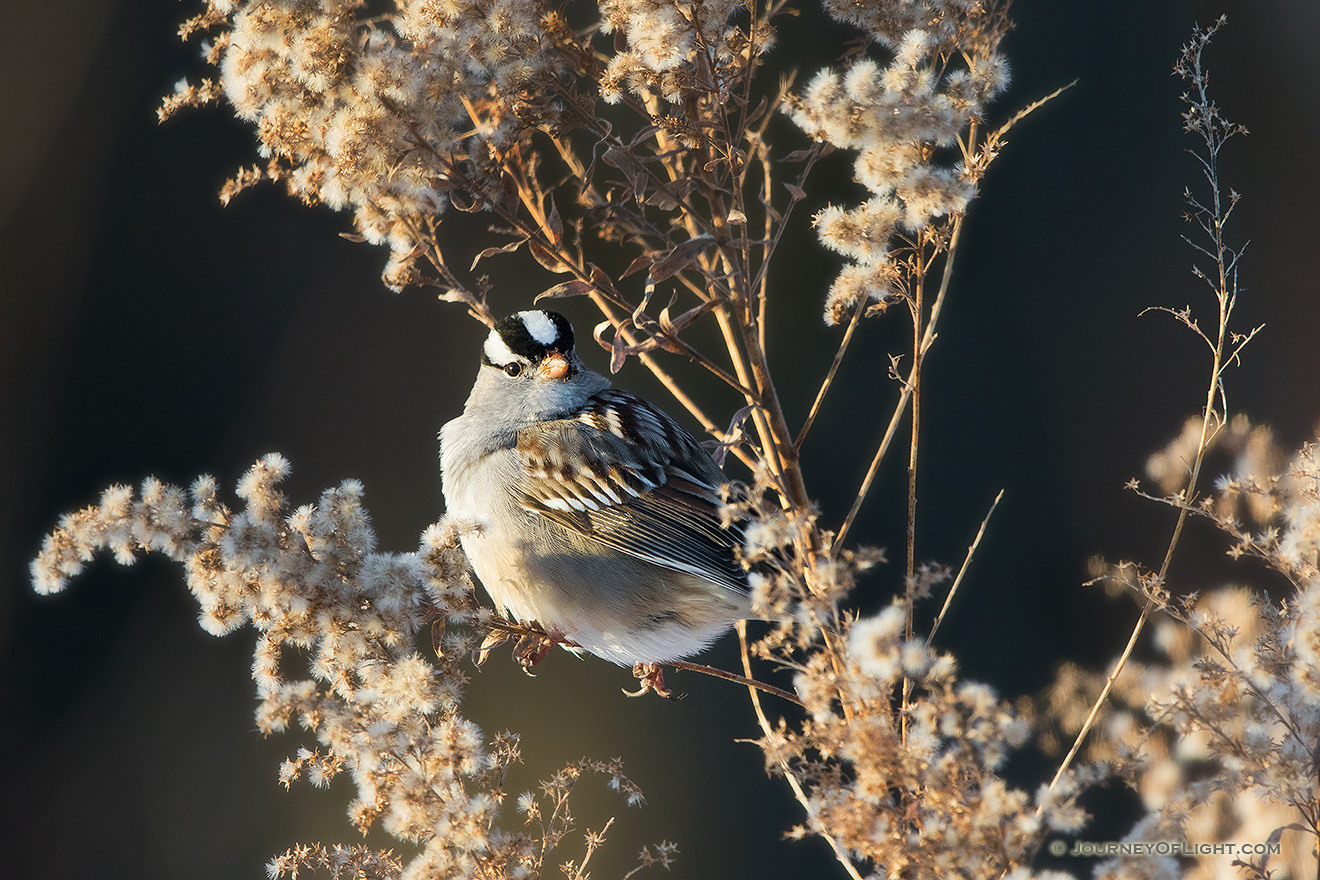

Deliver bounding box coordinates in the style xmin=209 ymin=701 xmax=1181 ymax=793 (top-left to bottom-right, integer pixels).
xmin=588 ymin=263 xmax=616 ymax=297
xmin=609 ymin=332 xmax=629 ymax=373
xmin=659 ymin=298 xmax=717 ymax=336
xmin=430 ymin=618 xmax=446 ymax=657
xmin=475 ymin=630 xmax=510 ymax=667
xmin=594 ymin=319 xmax=632 ymax=374
xmin=709 ymin=404 xmax=758 ymax=466
xmin=450 ymin=190 xmax=485 ymax=213
xmin=784 ymin=182 xmax=807 ymax=201
xmin=621 ymin=254 xmax=653 ymax=279
xmin=545 ymin=193 xmax=563 ymax=246
xmin=602 ymin=146 xmax=649 ymax=198
xmin=744 ymin=96 xmax=769 ymax=126
xmin=694 ymin=50 xmax=712 ymax=90
xmin=650 ymin=236 xmax=714 ymax=283
xmin=469 ymin=238 xmax=526 ymax=271
xmin=627 ymin=124 xmax=661 ymax=149
xmin=535 ymin=280 xmax=594 ymax=301
xmin=528 ymin=239 xmax=572 ymax=274
xmin=644 ymin=186 xmax=679 ymax=211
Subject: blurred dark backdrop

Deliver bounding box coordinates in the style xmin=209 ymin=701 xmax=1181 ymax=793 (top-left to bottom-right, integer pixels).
xmin=3 ymin=1 xmax=1318 ymax=878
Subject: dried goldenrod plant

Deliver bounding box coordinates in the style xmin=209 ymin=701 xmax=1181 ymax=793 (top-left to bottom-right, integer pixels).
xmin=31 ymin=455 xmax=662 ymax=878
xmin=1040 ymin=421 xmax=1320 ymax=880
xmin=1034 ymin=19 xmax=1319 ymax=880
xmin=33 ymin=3 xmax=1314 ymax=879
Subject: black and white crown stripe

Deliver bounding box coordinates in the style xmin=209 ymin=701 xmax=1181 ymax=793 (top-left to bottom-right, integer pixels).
xmin=482 ymin=310 xmax=575 ymax=368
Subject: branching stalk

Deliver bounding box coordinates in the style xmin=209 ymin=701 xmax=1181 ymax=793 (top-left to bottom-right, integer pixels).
xmin=1048 ymin=21 xmax=1244 ymax=794
xmin=835 ymin=218 xmax=964 ymax=552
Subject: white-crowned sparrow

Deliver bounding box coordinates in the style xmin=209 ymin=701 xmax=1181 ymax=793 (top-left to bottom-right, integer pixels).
xmin=440 ymin=310 xmax=749 ymax=674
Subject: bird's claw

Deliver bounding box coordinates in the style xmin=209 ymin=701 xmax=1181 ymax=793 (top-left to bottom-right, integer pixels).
xmin=624 ymin=662 xmax=683 ymax=700
xmin=513 ymin=632 xmax=556 ymax=674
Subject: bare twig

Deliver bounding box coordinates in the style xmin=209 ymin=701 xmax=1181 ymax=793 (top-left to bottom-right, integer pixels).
xmin=834 ymin=218 xmax=964 ymax=553
xmin=928 ymin=489 xmax=1003 ymax=642
xmin=794 ymin=293 xmax=867 ymax=453
xmin=738 ymin=622 xmax=863 ymax=880
xmin=668 ymin=659 xmax=803 ymax=707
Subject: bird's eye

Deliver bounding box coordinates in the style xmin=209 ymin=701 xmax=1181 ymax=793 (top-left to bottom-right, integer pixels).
xmin=503 ymin=362 xmax=523 ymax=377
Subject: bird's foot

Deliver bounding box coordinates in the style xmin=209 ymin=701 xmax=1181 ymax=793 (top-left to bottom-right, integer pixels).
xmin=472 ymin=617 xmax=580 ymax=674
xmin=624 ymin=662 xmax=683 ymax=700
xmin=513 ymin=632 xmax=556 ymax=674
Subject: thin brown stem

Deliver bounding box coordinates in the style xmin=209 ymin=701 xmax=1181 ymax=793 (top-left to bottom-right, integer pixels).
xmin=737 ymin=623 xmax=863 ymax=880
xmin=834 ymin=218 xmax=964 ymax=553
xmin=714 ymin=303 xmax=783 ymax=480
xmin=794 ymin=293 xmax=867 ymax=453
xmin=667 ymin=660 xmax=802 ymax=707
xmin=1048 ymin=325 xmax=1224 ymax=797
xmin=737 ymin=310 xmax=811 ymax=510
xmin=906 ymin=267 xmax=924 ymax=588
xmin=1048 ymin=44 xmax=1238 ymax=793
xmin=929 ymin=489 xmax=1003 ymax=642
xmin=899 ymin=257 xmax=927 ymax=743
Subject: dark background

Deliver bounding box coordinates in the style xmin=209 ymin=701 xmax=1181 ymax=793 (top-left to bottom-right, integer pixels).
xmin=3 ymin=1 xmax=1318 ymax=877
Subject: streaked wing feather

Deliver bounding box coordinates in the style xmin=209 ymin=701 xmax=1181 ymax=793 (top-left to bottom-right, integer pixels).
xmin=515 ymin=390 xmax=747 ymax=593
xmin=580 ymin=485 xmax=747 ymax=593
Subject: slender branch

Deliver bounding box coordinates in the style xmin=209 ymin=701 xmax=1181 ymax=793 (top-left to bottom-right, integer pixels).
xmin=749 ymin=144 xmax=824 ymax=303
xmin=834 ymin=218 xmax=964 ymax=552
xmin=899 ymin=252 xmax=927 ymax=742
xmin=734 ymin=307 xmax=811 ymax=509
xmin=794 ymin=293 xmax=867 ymax=453
xmin=978 ymin=81 xmax=1077 ymax=159
xmin=737 ymin=622 xmax=863 ymax=880
xmin=714 ymin=303 xmax=786 ymax=487
xmin=929 ymin=489 xmax=1003 ymax=642
xmin=1047 ymin=296 xmax=1223 ymax=795
xmin=1048 ymin=29 xmax=1241 ymax=793
xmin=668 ymin=660 xmax=803 ymax=707
xmin=572 ymin=816 xmax=614 ymax=880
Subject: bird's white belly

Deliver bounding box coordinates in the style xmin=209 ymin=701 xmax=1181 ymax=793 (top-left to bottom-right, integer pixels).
xmin=458 ymin=518 xmax=560 ymax=629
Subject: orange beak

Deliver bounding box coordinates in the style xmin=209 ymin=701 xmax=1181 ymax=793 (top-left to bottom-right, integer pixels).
xmin=538 ymin=351 xmax=569 ymax=381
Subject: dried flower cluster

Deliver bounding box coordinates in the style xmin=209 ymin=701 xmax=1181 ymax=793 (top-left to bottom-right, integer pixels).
xmin=162 ymin=0 xmax=1022 ymax=333
xmin=790 ymin=0 xmax=1011 ymax=322
xmin=720 ymin=470 xmax=1092 ymax=879
xmin=769 ymin=600 xmax=1095 ymax=877
xmin=165 ymin=0 xmax=575 ymax=291
xmin=31 ymin=456 xmax=659 ymax=880
xmin=1041 ymin=427 xmax=1320 ymax=879
xmin=598 ymin=0 xmax=754 ymax=103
